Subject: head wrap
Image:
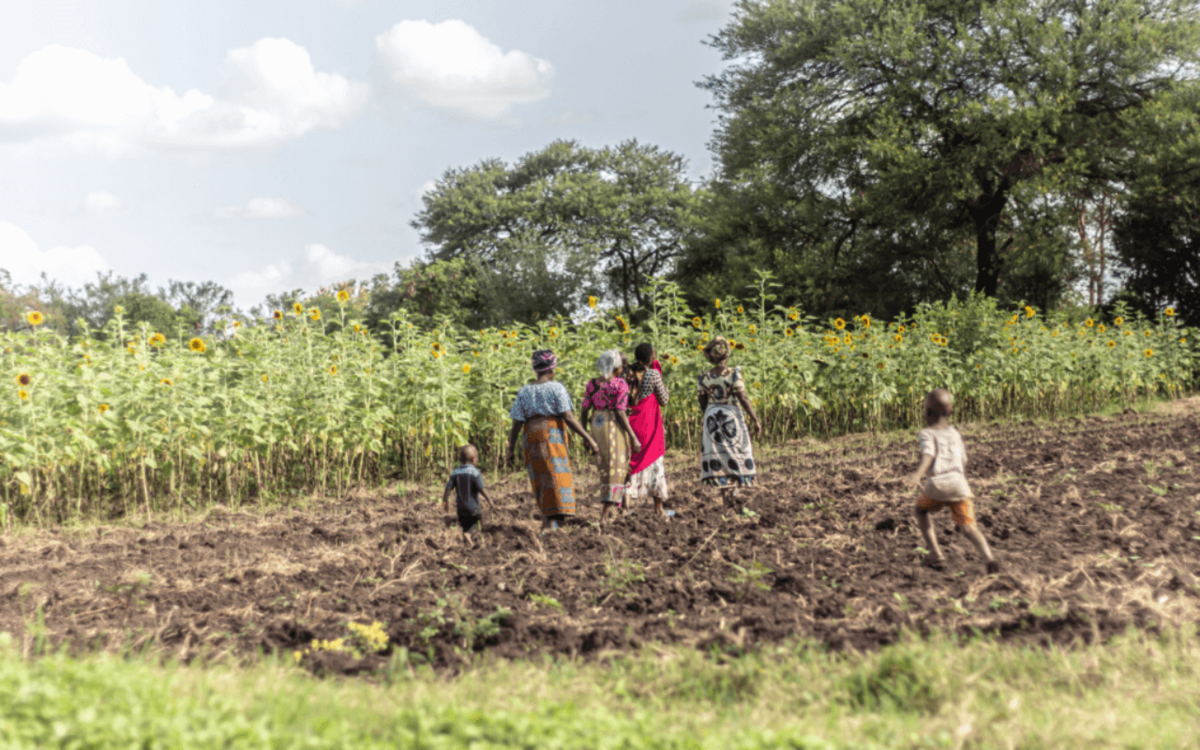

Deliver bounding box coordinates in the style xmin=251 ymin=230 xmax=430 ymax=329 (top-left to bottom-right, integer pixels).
xmin=595 ymin=349 xmax=623 ymax=378
xmin=703 ymin=336 xmax=730 ymax=364
xmin=531 ymin=349 xmax=557 ymax=373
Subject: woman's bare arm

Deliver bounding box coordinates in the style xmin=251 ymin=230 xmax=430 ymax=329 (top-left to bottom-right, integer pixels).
xmin=736 ymin=390 xmax=763 ymax=437
xmin=614 ymin=410 xmax=642 ymax=454
xmin=562 ymin=411 xmax=599 ymax=454
xmin=505 ymin=419 xmax=524 ymax=464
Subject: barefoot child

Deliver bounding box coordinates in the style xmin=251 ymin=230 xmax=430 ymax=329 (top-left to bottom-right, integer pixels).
xmin=904 ymin=389 xmax=1000 ymax=574
xmin=443 ymin=444 xmax=495 ymax=545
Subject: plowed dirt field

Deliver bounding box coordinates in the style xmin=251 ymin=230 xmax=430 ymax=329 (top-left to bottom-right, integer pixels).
xmin=4 ymin=404 xmax=1200 ymax=674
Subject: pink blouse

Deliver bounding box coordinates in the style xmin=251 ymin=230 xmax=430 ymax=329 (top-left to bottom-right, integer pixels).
xmin=582 ymin=377 xmax=630 ymax=412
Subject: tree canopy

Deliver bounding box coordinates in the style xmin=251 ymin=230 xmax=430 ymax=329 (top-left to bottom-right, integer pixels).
xmin=413 ymin=139 xmax=697 ymax=325
xmin=688 ymin=0 xmax=1200 ymax=317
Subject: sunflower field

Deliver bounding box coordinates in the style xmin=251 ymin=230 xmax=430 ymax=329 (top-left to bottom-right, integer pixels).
xmin=0 ymin=276 xmax=1192 ymax=522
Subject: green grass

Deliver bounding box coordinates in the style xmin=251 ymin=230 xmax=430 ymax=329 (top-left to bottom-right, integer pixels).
xmin=3 ymin=628 xmax=1200 ymax=748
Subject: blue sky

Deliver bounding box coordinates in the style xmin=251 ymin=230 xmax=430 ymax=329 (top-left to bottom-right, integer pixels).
xmin=0 ymin=0 xmax=735 ymax=308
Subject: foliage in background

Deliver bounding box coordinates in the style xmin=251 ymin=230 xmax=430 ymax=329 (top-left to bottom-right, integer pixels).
xmin=413 ymin=138 xmax=698 ymax=325
xmin=0 ymin=273 xmax=1188 ymax=522
xmin=685 ymin=0 xmax=1200 ymax=318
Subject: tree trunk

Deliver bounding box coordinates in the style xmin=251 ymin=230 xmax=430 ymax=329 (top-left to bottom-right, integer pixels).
xmin=969 ymin=189 xmax=1008 ymax=297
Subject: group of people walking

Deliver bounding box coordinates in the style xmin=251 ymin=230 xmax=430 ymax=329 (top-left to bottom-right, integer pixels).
xmin=501 ymin=336 xmax=762 ymax=532
xmin=447 ymin=337 xmax=1000 ymax=574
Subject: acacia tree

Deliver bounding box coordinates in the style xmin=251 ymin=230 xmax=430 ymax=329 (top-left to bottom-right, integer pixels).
xmin=413 ymin=139 xmax=696 ymax=323
xmin=700 ymin=0 xmax=1200 ymax=302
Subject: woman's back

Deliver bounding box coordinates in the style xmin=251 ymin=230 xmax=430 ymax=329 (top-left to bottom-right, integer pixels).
xmin=510 ymin=381 xmax=573 ymax=421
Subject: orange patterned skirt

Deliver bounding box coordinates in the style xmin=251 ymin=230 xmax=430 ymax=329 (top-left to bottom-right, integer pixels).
xmin=523 ymin=415 xmax=576 ymax=517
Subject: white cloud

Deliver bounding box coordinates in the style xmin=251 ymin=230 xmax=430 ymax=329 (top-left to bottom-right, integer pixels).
xmin=83 ymin=191 xmax=126 ymax=217
xmin=212 ymin=196 xmax=308 ymax=221
xmin=0 ymin=39 xmax=368 ymax=155
xmin=228 ymin=243 xmax=390 ymax=305
xmin=676 ymin=0 xmax=735 ymax=22
xmin=0 ymin=221 xmax=108 ymax=288
xmin=374 ymin=20 xmax=554 ymax=121
xmin=412 ymin=179 xmax=437 ymax=205
xmin=545 ymin=110 xmax=597 ymax=127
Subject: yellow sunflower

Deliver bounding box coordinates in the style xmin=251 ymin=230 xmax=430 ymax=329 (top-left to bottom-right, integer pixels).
xmin=309 ymin=308 xmax=321 ymax=322
xmin=99 ymin=404 xmax=109 ymax=413
xmin=789 ymin=311 xmax=799 ymax=321
xmin=834 ymin=318 xmax=846 ymax=330
xmin=329 ymin=364 xmax=338 ymax=375
xmin=588 ymin=296 xmax=597 ymax=308
xmin=18 ymin=389 xmax=28 ymax=401
xmin=748 ymin=325 xmax=758 ymax=335
xmin=1166 ymin=307 xmax=1176 ymax=317
xmin=692 ymin=317 xmax=702 ymax=329
xmin=785 ymin=328 xmax=795 ymax=338
xmin=736 ymin=306 xmax=744 ymax=314
xmin=1145 ymin=348 xmax=1154 ymax=357
xmin=861 ymin=315 xmax=871 ymax=328
xmin=1114 ymin=317 xmax=1124 ymax=326
xmin=1107 ymin=340 xmax=1116 ymax=348
xmin=1025 ymin=306 xmax=1035 ymax=318
xmin=160 ymin=378 xmax=173 ymax=387
xmin=150 ymin=333 xmax=166 ymax=346
xmin=261 ymin=374 xmax=269 ymax=383
xmin=337 ymin=290 xmax=350 ymax=303
xmin=894 ymin=334 xmax=903 ymax=344
xmin=1097 ymin=324 xmax=1106 ymax=333
xmin=188 ymin=338 xmax=206 ymax=353
xmin=462 ymin=364 xmax=471 ymax=374
xmin=715 ymin=299 xmax=721 ymax=309
xmin=15 ymin=373 xmax=30 ymax=387
xmin=273 ymin=310 xmax=283 ymax=320
xmin=1085 ymin=318 xmax=1094 ymax=328
xmin=293 ymin=302 xmax=304 ymax=315
xmin=26 ymin=311 xmax=44 ymax=326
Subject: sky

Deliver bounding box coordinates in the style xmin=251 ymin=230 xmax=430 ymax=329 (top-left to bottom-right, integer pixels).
xmin=0 ymin=0 xmax=737 ymax=310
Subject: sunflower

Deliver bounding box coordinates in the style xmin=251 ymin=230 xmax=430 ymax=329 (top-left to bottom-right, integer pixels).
xmin=701 ymin=332 xmax=710 ymax=342
xmin=736 ymin=306 xmax=744 ymax=314
xmin=894 ymin=334 xmax=903 ymax=344
xmin=337 ymin=290 xmax=350 ymax=303
xmin=98 ymin=404 xmax=109 ymax=413
xmin=15 ymin=373 xmax=30 ymax=387
xmin=160 ymin=378 xmax=172 ymax=387
xmin=715 ymin=299 xmax=721 ymax=309
xmin=273 ymin=310 xmax=283 ymax=320
xmin=1144 ymin=330 xmax=1152 ymax=337
xmin=734 ymin=342 xmax=745 ymax=350
xmin=329 ymin=364 xmax=338 ymax=375
xmin=126 ymin=345 xmax=136 ymax=355
xmin=1097 ymin=324 xmax=1106 ymax=333
xmin=549 ymin=327 xmax=558 ymax=339
xmin=785 ymin=328 xmax=795 ymax=338
xmin=898 ymin=325 xmax=906 ymax=334
xmin=669 ymin=356 xmax=679 ymax=365
xmin=861 ymin=315 xmax=871 ymax=328
xmin=1104 ymin=340 xmax=1115 ymax=349
xmin=353 ymin=324 xmax=362 ymax=334
xmin=433 ymin=349 xmax=443 ymax=358
xmin=588 ymin=296 xmax=597 ymax=308
xmin=293 ymin=302 xmax=304 ymax=315
xmin=18 ymin=389 xmax=28 ymax=401
xmin=309 ymin=308 xmax=321 ymax=322
xmin=1145 ymin=348 xmax=1154 ymax=357
xmin=692 ymin=317 xmax=702 ymax=328
xmin=748 ymin=325 xmax=758 ymax=335
xmin=877 ymin=362 xmax=885 ymax=370
xmin=1025 ymin=306 xmax=1035 ymax=319
xmin=1166 ymin=307 xmax=1176 ymax=317
xmin=188 ymin=338 xmax=206 ymax=353
xmin=789 ymin=311 xmax=799 ymax=321
xmin=834 ymin=318 xmax=846 ymax=330
xmin=261 ymin=374 xmax=269 ymax=383
xmin=25 ymin=311 xmax=44 ymax=326
xmin=462 ymin=364 xmax=471 ymax=374
xmin=150 ymin=333 xmax=166 ymax=346
xmin=843 ymin=333 xmax=852 ymax=345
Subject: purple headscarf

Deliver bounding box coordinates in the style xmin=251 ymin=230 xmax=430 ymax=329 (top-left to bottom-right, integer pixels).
xmin=531 ymin=349 xmax=557 ymax=373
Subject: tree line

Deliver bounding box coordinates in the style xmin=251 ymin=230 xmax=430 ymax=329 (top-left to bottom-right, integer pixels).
xmin=6 ymin=0 xmax=1200 ymax=332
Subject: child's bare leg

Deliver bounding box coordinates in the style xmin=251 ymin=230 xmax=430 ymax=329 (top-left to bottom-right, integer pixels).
xmin=914 ymin=508 xmax=945 ymax=561
xmin=654 ymin=497 xmax=666 ymax=517
xmin=961 ymin=525 xmax=992 ymax=559
xmin=600 ymin=502 xmax=614 ymax=523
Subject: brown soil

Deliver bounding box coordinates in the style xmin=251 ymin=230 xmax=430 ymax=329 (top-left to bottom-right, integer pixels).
xmin=3 ymin=407 xmax=1200 ymax=674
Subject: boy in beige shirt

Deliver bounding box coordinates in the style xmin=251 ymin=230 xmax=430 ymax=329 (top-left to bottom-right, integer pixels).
xmin=904 ymin=389 xmax=1000 ymax=574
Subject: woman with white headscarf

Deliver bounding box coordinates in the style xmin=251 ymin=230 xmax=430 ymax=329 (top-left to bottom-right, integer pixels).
xmin=579 ymin=349 xmax=641 ymax=523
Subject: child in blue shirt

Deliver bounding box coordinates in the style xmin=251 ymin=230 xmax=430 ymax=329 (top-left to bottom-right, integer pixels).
xmin=442 ymin=444 xmax=495 ymax=545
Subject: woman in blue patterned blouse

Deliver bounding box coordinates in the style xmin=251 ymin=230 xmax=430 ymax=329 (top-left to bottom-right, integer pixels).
xmin=505 ymin=349 xmax=598 ymax=531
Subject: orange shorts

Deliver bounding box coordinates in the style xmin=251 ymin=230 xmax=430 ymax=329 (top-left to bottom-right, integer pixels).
xmin=916 ymin=492 xmax=975 ymax=527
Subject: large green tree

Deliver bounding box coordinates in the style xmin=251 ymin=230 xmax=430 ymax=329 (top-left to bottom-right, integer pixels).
xmin=412 ymin=139 xmax=697 ymax=325
xmin=694 ymin=0 xmax=1200 ymax=314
